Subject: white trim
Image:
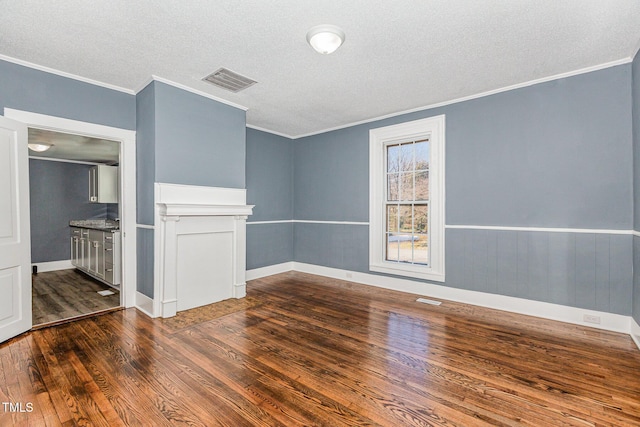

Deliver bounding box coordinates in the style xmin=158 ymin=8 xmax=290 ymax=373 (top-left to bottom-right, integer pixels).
xmin=5 ymin=108 xmax=138 ymax=310
xmin=369 ymin=115 xmax=446 ymax=282
xmin=246 ymin=262 xmax=295 ymax=281
xmin=158 ymin=203 xmax=253 ymax=217
xmin=135 ymin=292 xmax=156 ymax=318
xmin=631 ymin=318 xmax=640 ymax=351
xmin=247 ymin=219 xmax=369 ymax=225
xmin=231 ymin=220 xmax=640 ymax=236
xmin=247 ymin=220 xmax=293 ymax=225
xmin=155 ymin=182 xmax=247 ymax=206
xmin=28 ymin=156 xmax=105 ymax=166
xmin=295 ymin=219 xmax=368 ymax=225
xmin=246 ymin=124 xmax=292 ymax=139
xmin=0 ymin=54 xmax=134 ymax=95
xmin=0 ymin=53 xmax=630 ymax=141
xmin=446 ymin=224 xmax=634 ymax=235
xmin=136 ymin=224 xmax=155 ymax=230
xmin=292 ymin=262 xmax=633 ymax=335
xmin=32 ymin=260 xmax=73 ymax=273
xmin=291 ymin=58 xmax=632 ymax=139
xmin=135 ymin=75 xmax=248 ymax=112
xmin=630 ymin=36 xmax=640 ymax=62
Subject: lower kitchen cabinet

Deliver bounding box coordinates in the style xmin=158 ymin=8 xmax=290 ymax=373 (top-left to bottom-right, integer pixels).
xmin=70 ymin=227 xmax=121 ymax=288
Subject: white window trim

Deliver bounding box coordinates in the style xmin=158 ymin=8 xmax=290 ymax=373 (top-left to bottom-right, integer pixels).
xmin=369 ymin=115 xmax=445 ymax=282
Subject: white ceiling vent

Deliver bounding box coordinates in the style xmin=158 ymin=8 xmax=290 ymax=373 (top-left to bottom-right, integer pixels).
xmin=202 ymin=68 xmax=257 ymax=92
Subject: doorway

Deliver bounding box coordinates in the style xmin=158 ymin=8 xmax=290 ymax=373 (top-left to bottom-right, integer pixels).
xmin=27 ymin=128 xmax=123 ymax=326
xmin=4 ymin=109 xmax=137 ymax=329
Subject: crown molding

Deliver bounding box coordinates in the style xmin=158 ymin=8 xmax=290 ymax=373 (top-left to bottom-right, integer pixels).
xmin=0 ymin=54 xmax=135 ymax=95
xmin=135 ymin=75 xmax=248 ymax=112
xmin=246 ymin=124 xmax=293 ymax=139
xmin=290 ymin=58 xmax=633 ymax=139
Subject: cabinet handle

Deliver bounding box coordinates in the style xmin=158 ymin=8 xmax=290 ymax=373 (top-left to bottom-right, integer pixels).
xmin=106 ymin=268 xmax=113 ymax=272
xmin=104 ymin=248 xmax=112 ymax=252
xmin=105 ymin=236 xmax=113 ymax=240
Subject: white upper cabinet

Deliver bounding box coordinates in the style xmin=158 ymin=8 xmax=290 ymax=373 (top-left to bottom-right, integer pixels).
xmin=89 ymin=165 xmax=118 ymax=203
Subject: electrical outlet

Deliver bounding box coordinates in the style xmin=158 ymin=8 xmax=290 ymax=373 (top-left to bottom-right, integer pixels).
xmin=346 ymin=272 xmax=353 ymax=279
xmin=583 ymin=314 xmax=601 ymax=324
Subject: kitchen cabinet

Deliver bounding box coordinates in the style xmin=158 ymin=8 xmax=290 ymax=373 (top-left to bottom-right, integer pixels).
xmin=87 ymin=229 xmax=105 ymax=279
xmin=70 ymin=227 xmax=89 ymax=269
xmin=89 ymin=165 xmax=118 ymax=203
xmin=70 ymin=226 xmax=121 ymax=288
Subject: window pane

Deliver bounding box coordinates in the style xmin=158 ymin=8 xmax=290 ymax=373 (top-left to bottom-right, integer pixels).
xmin=413 ymin=234 xmax=428 ymax=265
xmin=399 ymin=143 xmax=414 ymax=172
xmin=386 ymin=234 xmax=399 ymax=261
xmin=386 ymin=205 xmax=398 ymax=233
xmin=397 ymin=234 xmax=414 ymax=263
xmin=415 ymin=171 xmax=429 ymax=201
xmin=398 ymin=205 xmax=413 ymax=232
xmin=387 ymin=144 xmax=400 ymax=173
xmin=415 ymin=140 xmax=429 ymax=171
xmin=387 ymin=173 xmax=399 ymax=201
xmin=400 ymin=172 xmax=414 ymax=201
xmin=414 ymin=205 xmax=428 ymax=233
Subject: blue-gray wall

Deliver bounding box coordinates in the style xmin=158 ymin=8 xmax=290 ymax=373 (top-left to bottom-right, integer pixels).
xmin=136 ymin=82 xmax=156 ymax=226
xmin=29 ymin=159 xmax=111 ymax=263
xmin=135 ymin=82 xmax=156 ymax=298
xmin=4 ymin=56 xmax=639 ymax=320
xmin=246 ymin=128 xmax=294 ymax=269
xmin=154 ymin=82 xmax=246 ymax=189
xmin=632 ymin=50 xmax=640 ymax=325
xmin=134 ymin=81 xmax=248 ymax=298
xmin=0 ymin=58 xmax=134 ymax=264
xmin=293 ymin=64 xmax=635 ymax=316
xmin=0 ymin=59 xmax=135 ymax=130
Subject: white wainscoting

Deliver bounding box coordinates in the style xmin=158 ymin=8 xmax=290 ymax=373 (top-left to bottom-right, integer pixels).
xmin=154 ymin=183 xmax=253 ymax=318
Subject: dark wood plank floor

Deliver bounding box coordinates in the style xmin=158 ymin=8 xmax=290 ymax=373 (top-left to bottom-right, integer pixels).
xmin=32 ymin=269 xmax=120 ymax=326
xmin=3 ymin=271 xmax=640 ymax=426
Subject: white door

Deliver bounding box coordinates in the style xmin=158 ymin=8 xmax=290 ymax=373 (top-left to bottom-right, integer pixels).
xmin=0 ymin=116 xmax=31 ymax=343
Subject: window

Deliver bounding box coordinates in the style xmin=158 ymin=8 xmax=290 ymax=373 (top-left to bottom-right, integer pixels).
xmin=369 ymin=115 xmax=445 ymax=281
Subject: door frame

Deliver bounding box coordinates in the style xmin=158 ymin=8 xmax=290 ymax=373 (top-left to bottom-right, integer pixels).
xmin=4 ymin=109 xmax=137 ymax=309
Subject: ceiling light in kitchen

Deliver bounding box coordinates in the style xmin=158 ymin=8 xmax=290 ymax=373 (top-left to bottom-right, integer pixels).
xmin=28 ymin=143 xmax=53 ymax=152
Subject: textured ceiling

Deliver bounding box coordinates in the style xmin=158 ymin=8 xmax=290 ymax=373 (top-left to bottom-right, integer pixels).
xmin=28 ymin=129 xmax=119 ymax=164
xmin=2 ymin=1 xmax=640 ymax=138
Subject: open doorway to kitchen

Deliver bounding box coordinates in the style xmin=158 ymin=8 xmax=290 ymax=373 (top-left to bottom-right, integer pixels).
xmin=4 ymin=108 xmax=137 ymax=331
xmin=28 ymin=128 xmax=123 ymax=327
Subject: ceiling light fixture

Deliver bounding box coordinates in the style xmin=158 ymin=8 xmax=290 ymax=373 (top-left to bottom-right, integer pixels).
xmin=306 ymin=24 xmax=345 ymax=54
xmin=28 ymin=143 xmax=53 ymax=152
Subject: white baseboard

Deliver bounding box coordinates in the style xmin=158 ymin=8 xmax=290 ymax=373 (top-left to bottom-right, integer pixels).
xmin=632 ymin=318 xmax=640 ymax=351
xmin=292 ymin=262 xmax=632 ymax=335
xmin=33 ymin=260 xmax=74 ymax=273
xmin=246 ymin=262 xmax=294 ymax=281
xmin=135 ymin=292 xmax=157 ymax=318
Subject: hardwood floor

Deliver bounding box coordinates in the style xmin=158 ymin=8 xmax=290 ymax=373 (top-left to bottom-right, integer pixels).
xmin=32 ymin=269 xmax=120 ymax=326
xmin=3 ymin=271 xmax=640 ymax=426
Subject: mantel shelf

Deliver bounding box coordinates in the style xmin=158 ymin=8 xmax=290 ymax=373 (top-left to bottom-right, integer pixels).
xmin=158 ymin=203 xmax=254 ymax=218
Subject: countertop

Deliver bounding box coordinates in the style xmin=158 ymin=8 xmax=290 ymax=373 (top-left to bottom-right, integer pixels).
xmin=69 ymin=219 xmax=120 ymax=232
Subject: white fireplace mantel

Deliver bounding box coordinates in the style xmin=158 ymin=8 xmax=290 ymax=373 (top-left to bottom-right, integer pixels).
xmin=158 ymin=203 xmax=254 ymax=219
xmin=154 ymin=183 xmax=254 ymax=318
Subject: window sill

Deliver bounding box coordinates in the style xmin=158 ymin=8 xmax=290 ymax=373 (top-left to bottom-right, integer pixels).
xmin=369 ymin=263 xmax=445 ymax=282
